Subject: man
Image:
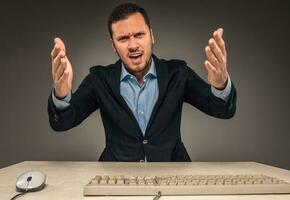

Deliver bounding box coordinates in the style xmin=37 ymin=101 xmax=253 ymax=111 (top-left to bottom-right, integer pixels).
xmin=48 ymin=3 xmax=236 ymax=162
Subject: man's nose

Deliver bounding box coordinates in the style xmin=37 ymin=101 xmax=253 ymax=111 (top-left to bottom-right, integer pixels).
xmin=128 ymin=38 xmax=139 ymax=51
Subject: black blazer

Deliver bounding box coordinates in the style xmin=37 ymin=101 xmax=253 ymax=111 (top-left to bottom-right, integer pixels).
xmin=48 ymin=55 xmax=237 ymax=162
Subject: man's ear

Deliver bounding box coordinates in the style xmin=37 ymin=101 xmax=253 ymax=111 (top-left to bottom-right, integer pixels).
xmin=150 ymin=29 xmax=155 ymax=44
xmin=110 ymin=38 xmax=116 ymax=52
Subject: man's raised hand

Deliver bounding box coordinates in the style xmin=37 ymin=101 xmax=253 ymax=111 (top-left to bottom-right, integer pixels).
xmin=51 ymin=37 xmax=73 ymax=98
xmin=204 ymin=28 xmax=228 ymax=89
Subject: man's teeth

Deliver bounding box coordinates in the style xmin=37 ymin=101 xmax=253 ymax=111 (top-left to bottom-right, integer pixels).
xmin=130 ymin=53 xmax=142 ymax=58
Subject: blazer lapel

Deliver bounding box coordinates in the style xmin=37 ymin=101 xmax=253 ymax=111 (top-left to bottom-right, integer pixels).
xmin=109 ymin=60 xmax=144 ymax=137
xmin=145 ymin=55 xmax=169 ymax=137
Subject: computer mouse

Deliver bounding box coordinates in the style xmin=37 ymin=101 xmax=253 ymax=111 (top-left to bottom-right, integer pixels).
xmin=16 ymin=170 xmax=46 ymax=192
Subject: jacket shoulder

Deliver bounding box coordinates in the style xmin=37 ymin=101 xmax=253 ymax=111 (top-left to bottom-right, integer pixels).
xmin=161 ymin=58 xmax=188 ymax=69
xmin=87 ymin=63 xmax=118 ymax=79
xmin=167 ymin=59 xmax=187 ymax=66
xmin=158 ymin=57 xmax=187 ymax=66
xmin=89 ymin=63 xmax=115 ymax=73
xmin=159 ymin=58 xmax=188 ymax=74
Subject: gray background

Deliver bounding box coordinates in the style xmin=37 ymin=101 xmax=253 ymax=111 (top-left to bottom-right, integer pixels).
xmin=1 ymin=0 xmax=289 ymax=169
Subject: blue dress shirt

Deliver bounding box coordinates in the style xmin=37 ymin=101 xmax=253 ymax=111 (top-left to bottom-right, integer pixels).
xmin=120 ymin=59 xmax=159 ymax=135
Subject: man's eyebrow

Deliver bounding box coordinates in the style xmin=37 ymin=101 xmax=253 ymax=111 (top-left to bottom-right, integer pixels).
xmin=134 ymin=31 xmax=145 ymax=35
xmin=116 ymin=31 xmax=146 ymax=40
xmin=116 ymin=35 xmax=129 ymax=40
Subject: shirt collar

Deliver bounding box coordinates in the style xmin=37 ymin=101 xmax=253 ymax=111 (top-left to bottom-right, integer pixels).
xmin=120 ymin=57 xmax=157 ymax=82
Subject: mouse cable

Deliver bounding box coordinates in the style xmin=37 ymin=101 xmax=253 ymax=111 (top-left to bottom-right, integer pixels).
xmin=153 ymin=191 xmax=162 ymax=200
xmin=10 ymin=192 xmax=27 ymax=200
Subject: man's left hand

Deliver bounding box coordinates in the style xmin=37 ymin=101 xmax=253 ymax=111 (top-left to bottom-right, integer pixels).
xmin=204 ymin=28 xmax=228 ymax=89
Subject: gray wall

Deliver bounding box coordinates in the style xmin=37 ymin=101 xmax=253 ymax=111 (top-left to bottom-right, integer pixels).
xmin=1 ymin=0 xmax=289 ymax=169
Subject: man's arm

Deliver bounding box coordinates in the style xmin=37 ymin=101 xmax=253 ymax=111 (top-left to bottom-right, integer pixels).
xmin=184 ymin=28 xmax=236 ymax=118
xmin=184 ymin=66 xmax=236 ymax=119
xmin=48 ymin=37 xmax=100 ymax=131
xmin=48 ymin=73 xmax=100 ymax=131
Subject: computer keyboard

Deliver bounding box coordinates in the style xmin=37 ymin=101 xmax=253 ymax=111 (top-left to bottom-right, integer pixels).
xmin=84 ymin=174 xmax=290 ymax=196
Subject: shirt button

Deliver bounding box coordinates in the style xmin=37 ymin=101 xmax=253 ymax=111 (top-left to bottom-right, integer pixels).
xmin=143 ymin=139 xmax=148 ymax=144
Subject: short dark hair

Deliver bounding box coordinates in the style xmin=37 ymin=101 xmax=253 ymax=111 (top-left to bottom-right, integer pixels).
xmin=107 ymin=3 xmax=151 ymax=38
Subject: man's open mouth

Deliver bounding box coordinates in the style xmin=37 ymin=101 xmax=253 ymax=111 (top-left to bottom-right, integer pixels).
xmin=129 ymin=52 xmax=143 ymax=59
xmin=128 ymin=52 xmax=143 ymax=65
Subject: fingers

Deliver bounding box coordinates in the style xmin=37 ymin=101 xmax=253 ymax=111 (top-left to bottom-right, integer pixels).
xmin=51 ymin=37 xmax=68 ymax=79
xmin=52 ymin=50 xmax=66 ymax=76
xmin=204 ymin=28 xmax=227 ymax=74
xmin=51 ymin=44 xmax=60 ymax=60
xmin=205 ymin=46 xmax=219 ymax=68
xmin=204 ymin=60 xmax=217 ymax=74
xmin=208 ymin=38 xmax=224 ymax=64
xmin=59 ymin=70 xmax=69 ymax=83
xmin=204 ymin=28 xmax=228 ymax=88
xmin=54 ymin=37 xmax=66 ymax=52
xmin=213 ymin=28 xmax=227 ymax=58
xmin=55 ymin=58 xmax=67 ymax=82
xmin=51 ymin=37 xmax=66 ymax=60
xmin=58 ymin=68 xmax=69 ymax=84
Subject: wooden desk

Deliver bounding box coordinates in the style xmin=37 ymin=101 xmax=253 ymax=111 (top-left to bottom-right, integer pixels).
xmin=0 ymin=161 xmax=290 ymax=200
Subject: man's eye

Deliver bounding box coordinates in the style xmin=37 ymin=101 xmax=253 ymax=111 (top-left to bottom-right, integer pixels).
xmin=136 ymin=32 xmax=145 ymax=38
xmin=119 ymin=37 xmax=128 ymax=42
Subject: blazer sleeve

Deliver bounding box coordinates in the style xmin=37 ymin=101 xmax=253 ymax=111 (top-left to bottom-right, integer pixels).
xmin=184 ymin=65 xmax=237 ymax=119
xmin=47 ymin=72 xmax=100 ymax=131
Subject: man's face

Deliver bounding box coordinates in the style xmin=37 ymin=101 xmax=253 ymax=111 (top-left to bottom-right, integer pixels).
xmin=111 ymin=12 xmax=154 ymax=76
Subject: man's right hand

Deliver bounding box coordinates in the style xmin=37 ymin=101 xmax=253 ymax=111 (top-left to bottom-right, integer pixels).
xmin=51 ymin=37 xmax=73 ymax=99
